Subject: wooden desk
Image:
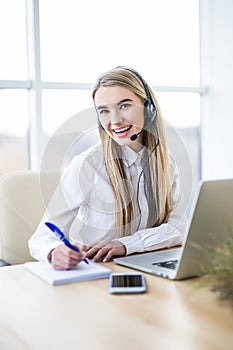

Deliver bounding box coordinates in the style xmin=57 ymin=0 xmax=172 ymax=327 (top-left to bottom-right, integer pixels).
xmin=0 ymin=263 xmax=232 ymax=350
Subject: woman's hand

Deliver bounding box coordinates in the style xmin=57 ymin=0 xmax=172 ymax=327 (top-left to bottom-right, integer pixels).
xmin=48 ymin=244 xmax=87 ymax=270
xmin=85 ymin=240 xmax=126 ymax=262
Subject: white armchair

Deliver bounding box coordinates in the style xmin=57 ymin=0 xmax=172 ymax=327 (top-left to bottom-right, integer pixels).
xmin=0 ymin=170 xmax=60 ymax=265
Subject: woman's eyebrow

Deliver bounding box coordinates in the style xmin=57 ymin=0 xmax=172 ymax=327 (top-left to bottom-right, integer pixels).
xmin=96 ymin=104 xmax=108 ymax=110
xmin=96 ymin=98 xmax=133 ymax=111
xmin=117 ymin=98 xmax=133 ymax=106
xmin=97 ymin=98 xmax=133 ymax=109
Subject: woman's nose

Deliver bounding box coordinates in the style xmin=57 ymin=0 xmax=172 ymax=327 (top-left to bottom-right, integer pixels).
xmin=110 ymin=108 xmax=123 ymax=124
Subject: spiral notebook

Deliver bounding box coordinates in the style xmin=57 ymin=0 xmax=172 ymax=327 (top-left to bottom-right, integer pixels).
xmin=25 ymin=261 xmax=111 ymax=285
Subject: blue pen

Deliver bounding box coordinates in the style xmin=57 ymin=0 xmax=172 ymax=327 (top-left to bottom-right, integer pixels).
xmin=45 ymin=222 xmax=89 ymax=264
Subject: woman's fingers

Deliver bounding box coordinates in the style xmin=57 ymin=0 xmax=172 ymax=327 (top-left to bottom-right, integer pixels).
xmin=85 ymin=240 xmax=126 ymax=262
xmin=50 ymin=244 xmax=86 ymax=270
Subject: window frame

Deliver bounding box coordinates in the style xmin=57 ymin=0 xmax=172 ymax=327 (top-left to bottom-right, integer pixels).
xmin=0 ymin=0 xmax=206 ymax=177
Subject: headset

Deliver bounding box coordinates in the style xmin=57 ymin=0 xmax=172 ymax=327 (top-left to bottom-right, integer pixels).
xmin=97 ymin=66 xmax=157 ymax=141
xmin=117 ymin=68 xmax=160 ymax=226
xmin=96 ymin=67 xmax=159 ymax=228
xmin=116 ymin=67 xmax=157 ymax=141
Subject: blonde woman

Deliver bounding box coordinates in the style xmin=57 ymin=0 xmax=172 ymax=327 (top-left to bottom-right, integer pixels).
xmin=29 ymin=66 xmax=187 ymax=270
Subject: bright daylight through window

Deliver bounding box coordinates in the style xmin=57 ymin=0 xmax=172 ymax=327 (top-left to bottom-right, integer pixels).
xmin=0 ymin=0 xmax=200 ymax=183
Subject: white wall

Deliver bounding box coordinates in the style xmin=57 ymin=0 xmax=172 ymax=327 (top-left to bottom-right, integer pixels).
xmin=201 ymin=0 xmax=233 ymax=179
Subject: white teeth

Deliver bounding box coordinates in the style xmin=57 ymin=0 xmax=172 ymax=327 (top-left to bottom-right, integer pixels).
xmin=114 ymin=126 xmax=131 ymax=134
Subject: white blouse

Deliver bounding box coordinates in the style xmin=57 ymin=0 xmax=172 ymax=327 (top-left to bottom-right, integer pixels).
xmin=28 ymin=143 xmax=188 ymax=262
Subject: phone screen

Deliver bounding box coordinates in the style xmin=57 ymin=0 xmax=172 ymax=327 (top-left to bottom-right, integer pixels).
xmin=109 ymin=273 xmax=146 ymax=294
xmin=111 ymin=274 xmax=143 ymax=287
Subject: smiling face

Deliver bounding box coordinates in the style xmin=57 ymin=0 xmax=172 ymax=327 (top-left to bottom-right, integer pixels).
xmin=94 ymin=86 xmax=145 ymax=152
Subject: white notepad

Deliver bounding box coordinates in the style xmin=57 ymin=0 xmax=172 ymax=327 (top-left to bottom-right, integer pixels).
xmin=25 ymin=261 xmax=111 ymax=285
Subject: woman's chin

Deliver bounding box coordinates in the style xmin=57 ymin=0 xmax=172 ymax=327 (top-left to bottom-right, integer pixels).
xmin=114 ymin=138 xmax=131 ymax=147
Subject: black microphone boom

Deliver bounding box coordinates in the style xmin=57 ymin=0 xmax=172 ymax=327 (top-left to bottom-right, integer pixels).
xmin=130 ymin=129 xmax=144 ymax=141
xmin=130 ymin=133 xmax=138 ymax=141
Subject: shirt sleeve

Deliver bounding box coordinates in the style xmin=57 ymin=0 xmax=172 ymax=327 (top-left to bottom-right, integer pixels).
xmin=117 ymin=154 xmax=188 ymax=255
xmin=28 ymin=156 xmax=85 ymax=262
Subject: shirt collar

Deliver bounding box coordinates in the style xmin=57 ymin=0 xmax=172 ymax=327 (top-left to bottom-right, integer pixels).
xmin=121 ymin=146 xmax=147 ymax=168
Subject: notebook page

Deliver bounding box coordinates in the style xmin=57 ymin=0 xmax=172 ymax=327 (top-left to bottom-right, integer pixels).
xmin=25 ymin=261 xmax=111 ymax=285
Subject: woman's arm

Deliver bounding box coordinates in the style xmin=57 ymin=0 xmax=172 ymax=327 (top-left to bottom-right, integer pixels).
xmin=117 ymin=155 xmax=188 ymax=255
xmin=85 ymin=153 xmax=189 ymax=261
xmin=28 ymin=155 xmax=86 ymax=263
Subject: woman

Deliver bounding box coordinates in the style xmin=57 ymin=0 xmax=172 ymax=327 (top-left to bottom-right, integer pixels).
xmin=29 ymin=66 xmax=187 ymax=270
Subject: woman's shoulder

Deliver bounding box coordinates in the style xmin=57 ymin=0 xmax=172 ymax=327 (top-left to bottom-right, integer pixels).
xmin=167 ymin=150 xmax=179 ymax=182
xmin=66 ymin=142 xmax=104 ymax=171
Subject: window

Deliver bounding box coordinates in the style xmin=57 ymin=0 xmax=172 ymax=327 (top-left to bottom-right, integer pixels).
xmin=0 ymin=90 xmax=29 ymax=173
xmin=0 ymin=0 xmax=27 ymax=80
xmin=0 ymin=0 xmax=28 ymax=175
xmin=0 ymin=0 xmax=202 ymax=187
xmin=40 ymin=0 xmax=199 ymax=86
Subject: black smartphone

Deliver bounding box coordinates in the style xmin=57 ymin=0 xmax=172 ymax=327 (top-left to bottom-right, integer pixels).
xmin=109 ymin=273 xmax=147 ymax=294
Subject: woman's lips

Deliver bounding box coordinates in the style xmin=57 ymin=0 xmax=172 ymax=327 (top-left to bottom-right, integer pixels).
xmin=112 ymin=125 xmax=132 ymax=138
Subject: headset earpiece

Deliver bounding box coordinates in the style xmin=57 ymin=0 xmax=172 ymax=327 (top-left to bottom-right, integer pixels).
xmin=96 ymin=66 xmax=157 ymax=137
xmin=144 ymin=98 xmax=157 ymax=126
xmin=117 ymin=66 xmax=157 ymax=125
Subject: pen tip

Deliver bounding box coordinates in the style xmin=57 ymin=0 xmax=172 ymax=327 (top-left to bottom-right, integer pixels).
xmin=45 ymin=222 xmax=54 ymax=231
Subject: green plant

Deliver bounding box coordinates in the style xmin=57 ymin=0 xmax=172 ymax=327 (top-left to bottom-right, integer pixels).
xmin=195 ymin=226 xmax=233 ymax=306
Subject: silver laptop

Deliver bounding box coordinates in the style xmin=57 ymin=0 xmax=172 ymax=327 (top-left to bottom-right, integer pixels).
xmin=114 ymin=179 xmax=233 ymax=280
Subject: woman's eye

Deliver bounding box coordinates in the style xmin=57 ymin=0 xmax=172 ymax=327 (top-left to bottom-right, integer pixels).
xmin=99 ymin=109 xmax=109 ymax=116
xmin=120 ymin=103 xmax=131 ymax=110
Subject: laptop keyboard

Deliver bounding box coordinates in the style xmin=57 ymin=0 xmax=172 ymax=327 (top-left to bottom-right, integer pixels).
xmin=152 ymin=259 xmax=179 ymax=270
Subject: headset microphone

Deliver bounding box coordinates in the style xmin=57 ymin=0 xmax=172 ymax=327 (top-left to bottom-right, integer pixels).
xmin=129 ymin=99 xmax=157 ymax=141
xmin=116 ymin=67 xmax=157 ymax=142
xmin=97 ymin=67 xmax=157 ymax=139
xmin=130 ymin=129 xmax=143 ymax=141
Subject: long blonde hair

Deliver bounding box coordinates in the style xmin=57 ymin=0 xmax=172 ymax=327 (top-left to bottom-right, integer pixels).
xmin=92 ymin=67 xmax=171 ymax=237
